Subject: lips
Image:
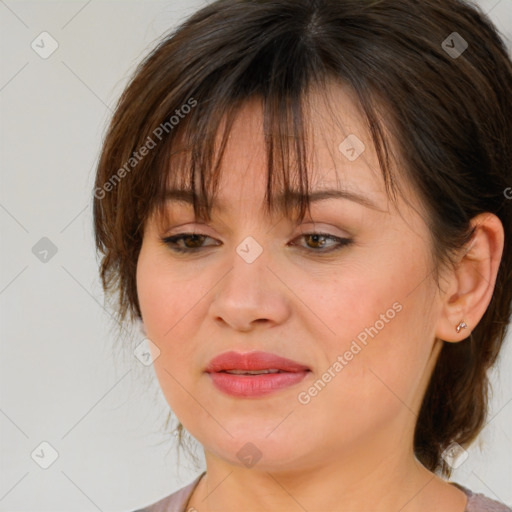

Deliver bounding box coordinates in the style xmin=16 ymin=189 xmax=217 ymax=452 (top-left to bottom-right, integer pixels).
xmin=205 ymin=351 xmax=310 ymax=374
xmin=204 ymin=351 xmax=311 ymax=398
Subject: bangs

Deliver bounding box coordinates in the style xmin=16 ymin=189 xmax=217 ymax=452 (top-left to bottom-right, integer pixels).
xmin=149 ymin=93 xmax=314 ymax=232
xmin=144 ymin=82 xmax=395 ymax=236
xmin=118 ymin=1 xmax=397 ymax=236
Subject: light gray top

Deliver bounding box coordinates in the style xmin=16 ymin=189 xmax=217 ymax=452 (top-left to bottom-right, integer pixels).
xmin=132 ymin=472 xmax=512 ymax=512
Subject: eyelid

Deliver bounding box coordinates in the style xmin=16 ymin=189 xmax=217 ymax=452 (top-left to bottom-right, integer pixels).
xmin=297 ymin=221 xmax=353 ymax=239
xmin=162 ymin=222 xmax=351 ymax=240
xmin=160 ymin=229 xmax=354 ymax=255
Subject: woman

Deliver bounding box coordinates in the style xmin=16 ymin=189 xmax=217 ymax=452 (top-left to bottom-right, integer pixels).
xmin=93 ymin=0 xmax=512 ymax=510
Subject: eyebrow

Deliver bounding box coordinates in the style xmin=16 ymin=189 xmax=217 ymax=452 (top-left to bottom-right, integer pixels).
xmin=164 ymin=188 xmax=384 ymax=212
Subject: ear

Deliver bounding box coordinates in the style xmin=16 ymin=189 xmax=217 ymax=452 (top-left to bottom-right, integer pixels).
xmin=435 ymin=213 xmax=504 ymax=343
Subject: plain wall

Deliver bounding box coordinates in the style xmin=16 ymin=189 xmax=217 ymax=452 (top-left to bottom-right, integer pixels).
xmin=1 ymin=1 xmax=511 ymax=510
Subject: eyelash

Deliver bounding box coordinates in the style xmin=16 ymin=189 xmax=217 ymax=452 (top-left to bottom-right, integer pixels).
xmin=160 ymin=232 xmax=353 ymax=255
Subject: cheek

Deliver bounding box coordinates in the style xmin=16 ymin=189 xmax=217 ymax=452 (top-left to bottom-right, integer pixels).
xmin=303 ymin=246 xmax=435 ymax=410
xmin=136 ymin=263 xmax=199 ymax=416
xmin=137 ymin=244 xmax=205 ymax=341
xmin=136 ymin=245 xmax=212 ymax=388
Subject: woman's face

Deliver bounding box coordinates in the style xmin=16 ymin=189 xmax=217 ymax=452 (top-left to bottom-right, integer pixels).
xmin=136 ymin=86 xmax=444 ymax=473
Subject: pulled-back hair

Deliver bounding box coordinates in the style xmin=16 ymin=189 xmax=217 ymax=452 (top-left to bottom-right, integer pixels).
xmin=93 ymin=0 xmax=512 ymax=477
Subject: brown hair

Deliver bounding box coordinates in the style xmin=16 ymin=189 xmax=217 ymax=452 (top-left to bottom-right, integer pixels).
xmin=93 ymin=0 xmax=512 ymax=477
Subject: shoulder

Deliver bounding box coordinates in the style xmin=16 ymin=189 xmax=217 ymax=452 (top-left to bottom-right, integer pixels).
xmin=452 ymin=483 xmax=512 ymax=512
xmin=130 ymin=472 xmax=205 ymax=512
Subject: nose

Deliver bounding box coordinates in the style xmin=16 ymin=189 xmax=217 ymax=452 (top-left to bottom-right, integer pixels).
xmin=208 ymin=242 xmax=291 ymax=332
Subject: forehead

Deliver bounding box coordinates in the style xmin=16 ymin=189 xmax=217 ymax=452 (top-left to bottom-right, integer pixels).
xmin=164 ymin=83 xmax=389 ymax=213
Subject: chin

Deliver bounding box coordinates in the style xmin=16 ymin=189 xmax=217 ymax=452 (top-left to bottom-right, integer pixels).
xmin=197 ymin=424 xmax=310 ymax=469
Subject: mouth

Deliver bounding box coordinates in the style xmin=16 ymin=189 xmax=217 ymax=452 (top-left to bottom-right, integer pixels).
xmin=204 ymin=351 xmax=311 ymax=398
xmin=220 ymin=369 xmax=284 ymax=375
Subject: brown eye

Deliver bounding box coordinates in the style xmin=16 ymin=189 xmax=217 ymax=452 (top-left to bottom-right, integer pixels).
xmin=161 ymin=232 xmax=353 ymax=255
xmin=304 ymin=234 xmax=330 ymax=249
xmin=161 ymin=233 xmax=217 ymax=253
xmin=291 ymin=233 xmax=353 ymax=253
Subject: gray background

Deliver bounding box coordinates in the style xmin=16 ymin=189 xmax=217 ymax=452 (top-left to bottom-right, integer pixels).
xmin=1 ymin=1 xmax=511 ymax=510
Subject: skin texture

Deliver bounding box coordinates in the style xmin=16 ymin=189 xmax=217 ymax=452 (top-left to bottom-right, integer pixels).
xmin=136 ymin=84 xmax=504 ymax=512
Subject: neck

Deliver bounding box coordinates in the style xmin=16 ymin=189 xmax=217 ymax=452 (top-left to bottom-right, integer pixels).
xmin=188 ymin=442 xmax=463 ymax=512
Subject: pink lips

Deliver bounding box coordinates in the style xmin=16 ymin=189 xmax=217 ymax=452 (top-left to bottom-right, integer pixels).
xmin=204 ymin=351 xmax=310 ymax=398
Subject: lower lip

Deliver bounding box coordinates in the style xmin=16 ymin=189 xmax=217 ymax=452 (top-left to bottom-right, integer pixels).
xmin=207 ymin=371 xmax=309 ymax=397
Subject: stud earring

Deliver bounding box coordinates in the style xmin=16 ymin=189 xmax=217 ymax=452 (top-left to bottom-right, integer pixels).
xmin=456 ymin=320 xmax=468 ymax=334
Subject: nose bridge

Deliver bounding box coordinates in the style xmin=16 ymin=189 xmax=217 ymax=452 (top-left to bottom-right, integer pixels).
xmin=221 ymin=233 xmax=269 ymax=301
xmin=208 ymin=232 xmax=290 ymax=330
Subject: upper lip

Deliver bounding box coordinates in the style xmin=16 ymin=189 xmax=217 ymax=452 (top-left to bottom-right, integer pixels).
xmin=205 ymin=351 xmax=310 ymax=373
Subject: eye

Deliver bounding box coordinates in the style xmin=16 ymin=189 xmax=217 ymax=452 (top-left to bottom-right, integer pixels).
xmin=160 ymin=233 xmax=219 ymax=253
xmin=161 ymin=232 xmax=353 ymax=254
xmin=289 ymin=233 xmax=353 ymax=253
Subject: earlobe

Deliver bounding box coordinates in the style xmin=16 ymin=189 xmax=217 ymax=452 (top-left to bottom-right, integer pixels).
xmin=435 ymin=213 xmax=505 ymax=343
xmin=455 ymin=320 xmax=468 ymax=334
